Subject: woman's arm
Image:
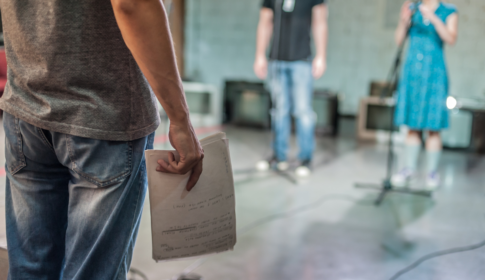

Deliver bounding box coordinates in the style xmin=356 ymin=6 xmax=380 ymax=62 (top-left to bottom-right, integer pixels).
xmin=395 ymin=1 xmax=412 ymax=46
xmin=420 ymin=6 xmax=458 ymax=45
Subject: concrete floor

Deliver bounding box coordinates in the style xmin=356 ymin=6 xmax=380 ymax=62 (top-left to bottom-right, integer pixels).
xmin=1 ymin=119 xmax=485 ymax=280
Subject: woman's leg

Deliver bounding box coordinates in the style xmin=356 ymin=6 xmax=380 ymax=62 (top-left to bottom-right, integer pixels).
xmin=404 ymin=130 xmax=422 ymax=172
xmin=392 ymin=129 xmax=422 ymax=187
xmin=425 ymin=131 xmax=442 ymax=174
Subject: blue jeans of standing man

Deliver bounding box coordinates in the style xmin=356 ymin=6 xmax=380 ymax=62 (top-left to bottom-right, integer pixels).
xmin=4 ymin=112 xmax=154 ymax=280
xmin=269 ymin=60 xmax=315 ymax=162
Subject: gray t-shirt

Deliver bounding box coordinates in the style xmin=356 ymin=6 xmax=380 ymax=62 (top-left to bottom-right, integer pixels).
xmin=0 ymin=0 xmax=160 ymax=141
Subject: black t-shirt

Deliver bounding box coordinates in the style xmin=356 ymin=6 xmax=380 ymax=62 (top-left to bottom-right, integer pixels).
xmin=262 ymin=0 xmax=325 ymax=61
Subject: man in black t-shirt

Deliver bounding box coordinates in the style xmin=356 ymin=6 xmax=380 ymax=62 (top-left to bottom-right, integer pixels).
xmin=254 ymin=0 xmax=328 ymax=176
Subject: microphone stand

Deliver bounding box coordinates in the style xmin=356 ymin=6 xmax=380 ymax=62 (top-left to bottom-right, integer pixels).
xmin=355 ymin=1 xmax=432 ymax=206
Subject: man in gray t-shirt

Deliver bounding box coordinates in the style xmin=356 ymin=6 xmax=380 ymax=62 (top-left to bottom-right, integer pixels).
xmin=0 ymin=0 xmax=203 ymax=278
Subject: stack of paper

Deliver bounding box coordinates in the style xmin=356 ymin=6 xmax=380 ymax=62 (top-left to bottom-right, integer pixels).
xmin=0 ymin=246 xmax=7 ymax=280
xmin=145 ymin=132 xmax=236 ymax=261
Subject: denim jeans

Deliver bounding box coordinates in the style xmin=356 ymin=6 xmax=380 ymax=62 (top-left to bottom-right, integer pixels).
xmin=3 ymin=112 xmax=154 ymax=280
xmin=268 ymin=60 xmax=315 ymax=161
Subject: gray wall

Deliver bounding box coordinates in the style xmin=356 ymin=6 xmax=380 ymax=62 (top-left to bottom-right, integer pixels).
xmin=184 ymin=0 xmax=485 ymax=115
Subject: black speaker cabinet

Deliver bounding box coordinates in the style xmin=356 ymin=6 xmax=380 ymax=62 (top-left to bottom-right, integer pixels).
xmin=223 ymin=80 xmax=271 ymax=128
xmin=224 ymin=80 xmax=339 ymax=136
xmin=313 ymin=90 xmax=339 ymax=136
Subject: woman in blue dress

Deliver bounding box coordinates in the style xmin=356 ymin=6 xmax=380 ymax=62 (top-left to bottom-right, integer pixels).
xmin=391 ymin=0 xmax=458 ymax=189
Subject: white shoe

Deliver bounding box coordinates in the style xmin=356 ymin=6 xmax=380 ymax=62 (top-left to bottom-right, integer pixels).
xmin=426 ymin=172 xmax=440 ymax=190
xmin=391 ymin=168 xmax=414 ymax=188
xmin=295 ymin=160 xmax=311 ymax=177
xmin=276 ymin=161 xmax=289 ymax=171
xmin=295 ymin=166 xmax=311 ymax=177
xmin=255 ymin=160 xmax=270 ymax=171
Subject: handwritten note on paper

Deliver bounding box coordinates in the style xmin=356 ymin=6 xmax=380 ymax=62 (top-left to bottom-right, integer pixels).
xmin=0 ymin=246 xmax=8 ymax=280
xmin=145 ymin=132 xmax=236 ymax=261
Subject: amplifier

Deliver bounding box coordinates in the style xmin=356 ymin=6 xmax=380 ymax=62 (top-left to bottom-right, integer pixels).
xmin=441 ymin=97 xmax=485 ymax=153
xmin=369 ymin=81 xmax=396 ymax=98
xmin=224 ymin=80 xmax=339 ymax=135
xmin=313 ymin=90 xmax=339 ymax=136
xmin=224 ymin=80 xmax=271 ymax=128
xmin=441 ymin=109 xmax=472 ymax=149
xmin=158 ymin=82 xmax=222 ymax=129
xmin=357 ymin=96 xmax=397 ymax=141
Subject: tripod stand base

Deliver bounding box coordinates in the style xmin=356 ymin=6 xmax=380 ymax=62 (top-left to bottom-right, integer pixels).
xmin=356 ymin=179 xmax=432 ymax=206
xmin=177 ymin=274 xmax=203 ymax=280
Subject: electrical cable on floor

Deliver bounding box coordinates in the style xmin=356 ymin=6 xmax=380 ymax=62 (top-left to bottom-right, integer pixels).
xmin=388 ymin=235 xmax=485 ymax=280
xmin=132 ymin=190 xmax=485 ymax=280
xmin=171 ymin=193 xmax=375 ymax=279
xmin=128 ymin=267 xmax=149 ymax=280
xmin=178 ymin=194 xmax=485 ymax=280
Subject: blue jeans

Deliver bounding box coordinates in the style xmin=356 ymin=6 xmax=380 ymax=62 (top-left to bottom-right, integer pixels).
xmin=3 ymin=112 xmax=154 ymax=280
xmin=269 ymin=60 xmax=315 ymax=161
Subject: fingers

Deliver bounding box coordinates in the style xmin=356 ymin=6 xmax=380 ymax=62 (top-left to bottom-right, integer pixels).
xmin=159 ymin=122 xmax=205 ymax=190
xmin=186 ymin=158 xmax=203 ymax=191
xmin=156 ymin=152 xmax=185 ymax=174
xmin=254 ymin=59 xmax=268 ymax=80
xmin=156 ymin=152 xmax=204 ymax=192
xmin=261 ymin=63 xmax=268 ymax=79
xmin=157 ymin=158 xmax=192 ymax=175
xmin=313 ymin=70 xmax=323 ymax=79
xmin=255 ymin=65 xmax=267 ymax=79
xmin=259 ymin=68 xmax=267 ymax=79
xmin=254 ymin=63 xmax=261 ymax=78
xmin=156 ymin=151 xmax=204 ymax=175
xmin=312 ymin=63 xmax=325 ymax=79
xmin=156 ymin=158 xmax=170 ymax=172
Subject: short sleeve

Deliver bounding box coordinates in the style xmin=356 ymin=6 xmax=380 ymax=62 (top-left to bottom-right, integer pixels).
xmin=262 ymin=0 xmax=273 ymax=9
xmin=313 ymin=0 xmax=325 ymax=7
xmin=443 ymin=3 xmax=458 ymax=17
xmin=409 ymin=3 xmax=417 ymax=11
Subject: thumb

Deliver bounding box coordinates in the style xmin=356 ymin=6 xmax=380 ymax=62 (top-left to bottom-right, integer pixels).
xmin=312 ymin=62 xmax=318 ymax=76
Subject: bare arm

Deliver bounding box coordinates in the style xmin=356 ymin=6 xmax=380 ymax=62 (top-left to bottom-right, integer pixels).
xmin=421 ymin=6 xmax=458 ymax=45
xmin=111 ymin=0 xmax=203 ymax=191
xmin=311 ymin=3 xmax=328 ymax=79
xmin=254 ymin=8 xmax=274 ymax=79
xmin=395 ymin=1 xmax=412 ymax=46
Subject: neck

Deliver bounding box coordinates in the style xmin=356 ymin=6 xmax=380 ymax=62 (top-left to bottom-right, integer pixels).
xmin=422 ymin=0 xmax=440 ymax=6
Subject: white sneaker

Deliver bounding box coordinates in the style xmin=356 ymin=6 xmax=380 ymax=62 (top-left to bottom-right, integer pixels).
xmin=255 ymin=160 xmax=270 ymax=171
xmin=295 ymin=160 xmax=311 ymax=177
xmin=295 ymin=166 xmax=311 ymax=177
xmin=426 ymin=172 xmax=440 ymax=190
xmin=391 ymin=168 xmax=414 ymax=188
xmin=276 ymin=161 xmax=289 ymax=171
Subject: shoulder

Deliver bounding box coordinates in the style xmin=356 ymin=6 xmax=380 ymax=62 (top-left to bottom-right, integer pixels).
xmin=442 ymin=3 xmax=458 ymax=15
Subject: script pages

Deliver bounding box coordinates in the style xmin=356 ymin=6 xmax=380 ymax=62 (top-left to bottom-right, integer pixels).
xmin=0 ymin=231 xmax=7 ymax=279
xmin=145 ymin=132 xmax=236 ymax=261
xmin=0 ymin=244 xmax=7 ymax=280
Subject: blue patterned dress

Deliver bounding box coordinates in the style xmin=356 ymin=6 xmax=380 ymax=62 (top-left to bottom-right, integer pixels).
xmin=394 ymin=2 xmax=457 ymax=131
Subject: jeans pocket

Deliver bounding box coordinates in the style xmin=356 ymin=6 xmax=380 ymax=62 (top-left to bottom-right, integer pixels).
xmin=67 ymin=135 xmax=132 ymax=187
xmin=4 ymin=113 xmax=26 ymax=175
